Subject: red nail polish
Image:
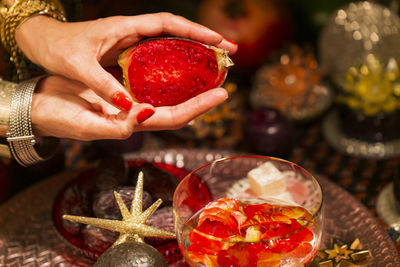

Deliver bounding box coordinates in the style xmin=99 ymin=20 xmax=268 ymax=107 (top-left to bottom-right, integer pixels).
xmin=137 ymin=108 xmax=155 ymax=124
xmin=112 ymin=92 xmax=133 ymax=111
xmin=226 ymin=38 xmax=237 ymax=45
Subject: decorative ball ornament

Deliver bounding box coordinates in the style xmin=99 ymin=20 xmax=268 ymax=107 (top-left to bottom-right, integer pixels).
xmin=94 ymin=242 xmax=168 ymax=267
xmin=319 ymin=1 xmax=400 ymax=88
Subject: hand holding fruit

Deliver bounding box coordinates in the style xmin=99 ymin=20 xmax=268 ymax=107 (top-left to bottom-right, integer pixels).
xmin=30 ymin=75 xmax=228 ymax=140
xmin=15 ymin=13 xmax=238 ymax=111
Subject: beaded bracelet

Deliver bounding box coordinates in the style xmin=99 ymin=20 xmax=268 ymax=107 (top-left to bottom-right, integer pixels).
xmin=0 ymin=0 xmax=67 ymax=80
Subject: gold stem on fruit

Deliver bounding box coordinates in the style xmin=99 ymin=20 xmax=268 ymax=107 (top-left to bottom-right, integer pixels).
xmin=222 ymin=50 xmax=234 ymax=68
xmin=214 ymin=47 xmax=234 ymax=69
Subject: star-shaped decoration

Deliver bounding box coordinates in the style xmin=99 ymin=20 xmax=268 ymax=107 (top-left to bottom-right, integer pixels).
xmin=63 ymin=171 xmax=176 ymax=247
xmin=312 ymin=238 xmax=372 ymax=267
xmin=324 ymin=243 xmax=353 ymax=261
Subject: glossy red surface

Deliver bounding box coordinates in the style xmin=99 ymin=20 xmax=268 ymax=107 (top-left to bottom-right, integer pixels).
xmin=120 ymin=38 xmax=226 ymax=107
xmin=137 ymin=108 xmax=155 ymax=124
xmin=111 ymin=92 xmax=133 ymax=111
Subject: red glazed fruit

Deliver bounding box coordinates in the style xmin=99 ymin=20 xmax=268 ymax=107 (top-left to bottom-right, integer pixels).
xmin=118 ymin=38 xmax=233 ymax=107
xmin=197 ymin=0 xmax=293 ymax=72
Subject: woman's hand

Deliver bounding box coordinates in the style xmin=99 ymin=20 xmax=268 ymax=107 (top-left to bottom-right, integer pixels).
xmin=16 ymin=13 xmax=237 ymax=111
xmin=31 ymin=75 xmax=228 ymax=141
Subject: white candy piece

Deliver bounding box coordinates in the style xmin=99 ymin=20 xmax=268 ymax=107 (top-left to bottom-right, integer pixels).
xmin=247 ymin=161 xmax=286 ymax=197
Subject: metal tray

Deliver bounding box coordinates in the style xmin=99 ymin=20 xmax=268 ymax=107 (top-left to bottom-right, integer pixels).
xmin=0 ymin=149 xmax=398 ymax=266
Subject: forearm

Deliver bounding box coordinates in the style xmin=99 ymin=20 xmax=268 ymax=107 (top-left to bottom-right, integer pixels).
xmin=15 ymin=15 xmax=62 ymax=65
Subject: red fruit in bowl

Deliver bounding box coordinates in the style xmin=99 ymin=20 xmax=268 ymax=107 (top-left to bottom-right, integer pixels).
xmin=118 ymin=38 xmax=234 ymax=107
xmin=198 ymin=0 xmax=293 ymax=71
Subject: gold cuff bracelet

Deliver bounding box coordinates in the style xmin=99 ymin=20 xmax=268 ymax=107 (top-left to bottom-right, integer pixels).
xmin=0 ymin=0 xmax=67 ymax=80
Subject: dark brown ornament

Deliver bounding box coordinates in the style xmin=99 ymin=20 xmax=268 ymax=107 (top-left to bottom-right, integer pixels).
xmin=93 ymin=242 xmax=168 ymax=267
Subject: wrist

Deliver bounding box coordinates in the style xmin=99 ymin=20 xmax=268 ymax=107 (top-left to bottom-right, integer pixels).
xmin=15 ymin=15 xmax=63 ymax=64
xmin=7 ymin=76 xmax=59 ymax=166
xmin=0 ymin=76 xmax=60 ymax=164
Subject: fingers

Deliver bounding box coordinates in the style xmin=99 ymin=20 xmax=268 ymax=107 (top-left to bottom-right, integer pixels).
xmin=219 ymin=39 xmax=238 ymax=55
xmin=73 ymin=86 xmax=227 ymax=139
xmin=75 ymin=88 xmax=227 ymax=139
xmin=136 ymin=88 xmax=228 ymax=131
xmin=78 ymin=60 xmax=134 ymax=111
xmin=72 ymin=104 xmax=155 ymax=140
xmin=34 ymin=99 xmax=155 ymax=140
xmin=115 ymin=13 xmax=238 ymax=55
xmin=32 ymin=75 xmax=156 ymax=140
xmin=33 ymin=75 xmax=227 ymax=140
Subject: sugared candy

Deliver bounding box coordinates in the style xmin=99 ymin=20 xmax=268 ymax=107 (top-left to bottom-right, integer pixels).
xmin=59 ymin=184 xmax=91 ymax=235
xmin=247 ymin=161 xmax=286 ymax=197
xmin=94 ymin=155 xmax=128 ymax=192
xmin=145 ymin=206 xmax=175 ymax=246
xmin=82 ymin=225 xmax=118 ymax=252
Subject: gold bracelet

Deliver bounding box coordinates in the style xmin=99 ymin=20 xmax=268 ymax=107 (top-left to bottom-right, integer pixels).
xmin=0 ymin=77 xmax=17 ymax=158
xmin=0 ymin=77 xmax=17 ymax=137
xmin=0 ymin=0 xmax=67 ymax=80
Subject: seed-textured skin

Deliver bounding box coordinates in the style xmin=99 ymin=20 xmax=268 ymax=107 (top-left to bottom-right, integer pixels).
xmin=119 ymin=38 xmax=233 ymax=107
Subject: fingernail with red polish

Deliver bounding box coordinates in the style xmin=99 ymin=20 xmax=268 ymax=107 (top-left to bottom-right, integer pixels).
xmin=137 ymin=108 xmax=155 ymax=124
xmin=226 ymin=38 xmax=237 ymax=45
xmin=112 ymin=92 xmax=133 ymax=111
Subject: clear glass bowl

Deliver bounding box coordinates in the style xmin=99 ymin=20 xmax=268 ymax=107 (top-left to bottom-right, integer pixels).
xmin=173 ymin=155 xmax=323 ymax=267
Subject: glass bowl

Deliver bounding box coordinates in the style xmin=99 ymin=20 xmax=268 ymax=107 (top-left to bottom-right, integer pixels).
xmin=173 ymin=155 xmax=323 ymax=267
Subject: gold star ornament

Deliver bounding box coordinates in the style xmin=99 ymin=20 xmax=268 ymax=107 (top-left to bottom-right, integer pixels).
xmin=312 ymin=238 xmax=372 ymax=267
xmin=63 ymin=171 xmax=176 ymax=247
